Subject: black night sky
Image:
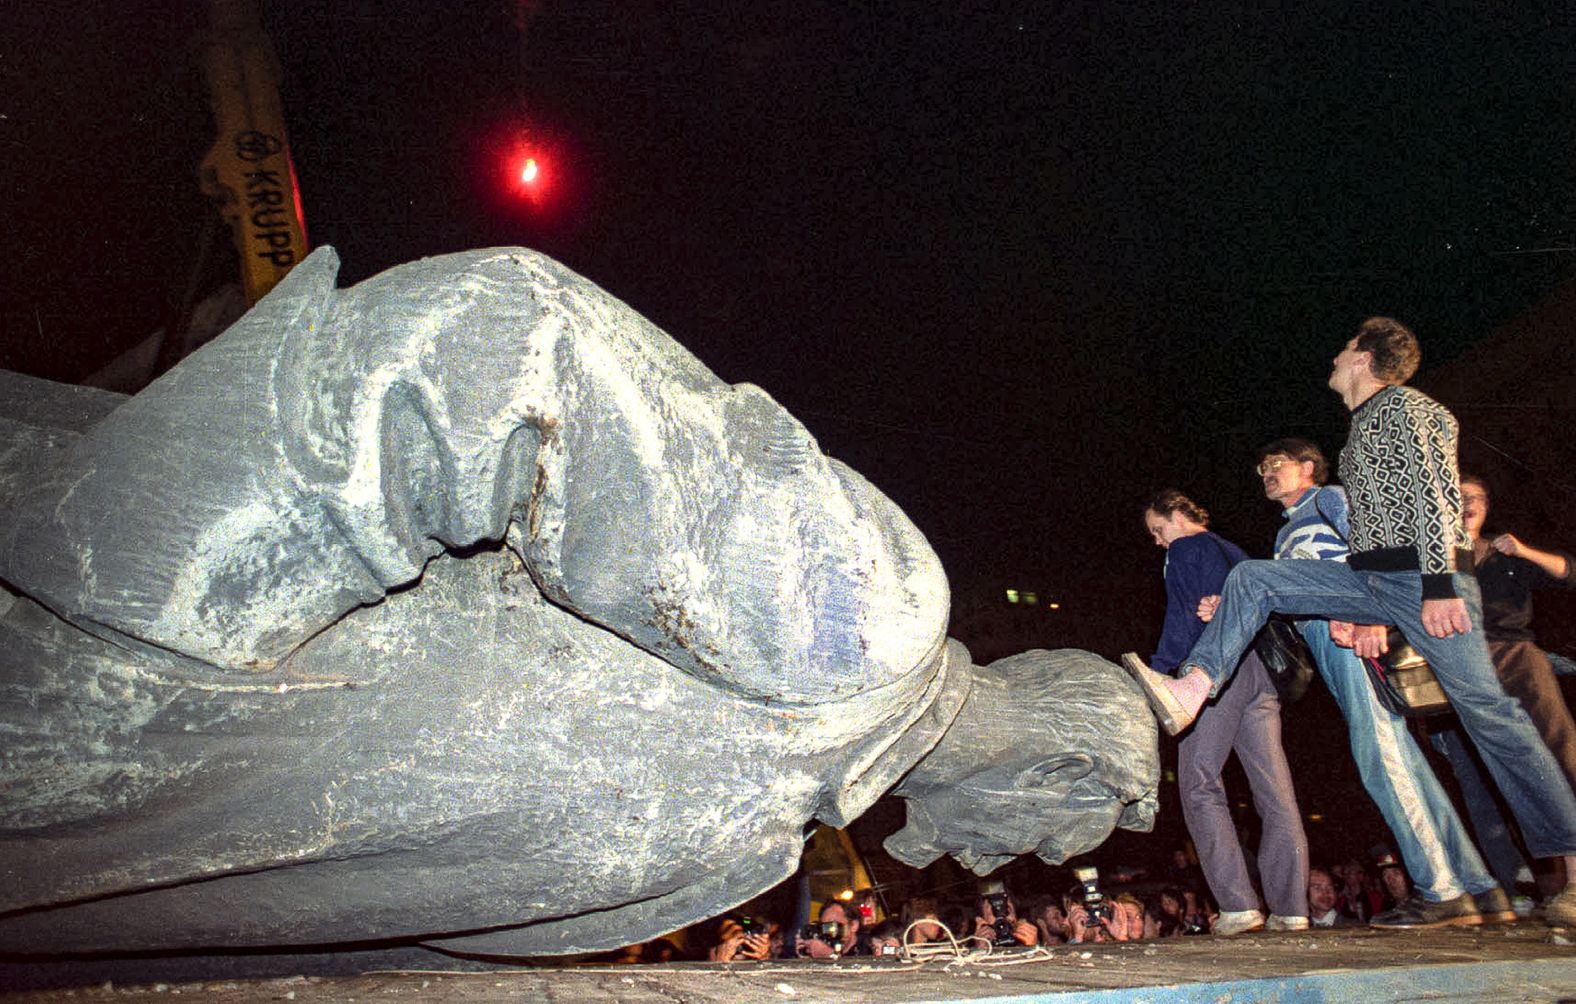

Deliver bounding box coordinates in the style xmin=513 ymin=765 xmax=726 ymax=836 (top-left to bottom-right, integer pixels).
xmin=5 ymin=3 xmax=1576 ymax=868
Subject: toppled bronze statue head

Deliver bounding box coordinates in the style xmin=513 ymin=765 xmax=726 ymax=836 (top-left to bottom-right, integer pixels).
xmin=886 ymin=648 xmax=1158 ymax=875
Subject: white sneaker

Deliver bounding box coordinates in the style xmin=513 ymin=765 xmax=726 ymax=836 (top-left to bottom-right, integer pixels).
xmin=1266 ymin=914 xmax=1309 ymax=931
xmin=1213 ymin=909 xmax=1266 ymax=936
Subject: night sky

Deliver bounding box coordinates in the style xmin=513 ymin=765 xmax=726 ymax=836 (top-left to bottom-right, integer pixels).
xmin=5 ymin=3 xmax=1576 ymax=866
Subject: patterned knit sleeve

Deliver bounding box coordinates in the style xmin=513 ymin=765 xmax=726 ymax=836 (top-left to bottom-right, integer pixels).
xmin=1394 ymin=392 xmax=1463 ymax=596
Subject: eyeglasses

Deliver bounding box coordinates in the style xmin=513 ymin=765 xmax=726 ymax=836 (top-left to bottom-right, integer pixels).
xmin=1256 ymin=458 xmax=1294 ymax=476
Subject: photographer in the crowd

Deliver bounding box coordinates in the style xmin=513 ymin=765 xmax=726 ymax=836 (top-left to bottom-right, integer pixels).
xmin=1064 ymin=899 xmax=1103 ymax=943
xmin=1181 ymin=888 xmax=1214 ymax=933
xmin=1059 ymin=868 xmax=1133 ymax=943
xmin=865 ymin=919 xmax=905 ymax=957
xmin=972 ymin=887 xmax=1038 ymax=947
xmin=708 ymin=915 xmax=775 ymax=962
xmin=793 ymin=901 xmax=863 ymax=958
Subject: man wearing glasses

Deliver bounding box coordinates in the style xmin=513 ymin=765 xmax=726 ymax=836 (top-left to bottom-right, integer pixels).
xmin=1123 ymin=316 xmax=1576 ymax=928
xmin=1198 ymin=439 xmax=1511 ymax=927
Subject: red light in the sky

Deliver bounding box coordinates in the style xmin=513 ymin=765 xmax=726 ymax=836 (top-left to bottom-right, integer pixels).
xmin=496 ymin=129 xmax=563 ymax=211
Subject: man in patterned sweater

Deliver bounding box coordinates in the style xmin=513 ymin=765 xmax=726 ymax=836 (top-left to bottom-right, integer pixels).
xmin=1123 ymin=316 xmax=1576 ymax=927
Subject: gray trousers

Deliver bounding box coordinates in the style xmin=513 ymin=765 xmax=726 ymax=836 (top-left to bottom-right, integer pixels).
xmin=1179 ymin=653 xmax=1310 ymax=917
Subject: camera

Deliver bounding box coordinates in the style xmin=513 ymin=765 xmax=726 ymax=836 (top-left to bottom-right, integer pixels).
xmin=1073 ymin=865 xmax=1109 ymax=927
xmin=799 ymin=920 xmax=845 ymax=947
xmin=979 ymin=878 xmax=1016 ymax=945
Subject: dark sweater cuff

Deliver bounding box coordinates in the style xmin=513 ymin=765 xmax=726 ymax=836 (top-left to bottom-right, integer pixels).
xmin=1421 ymin=573 xmax=1458 ymax=600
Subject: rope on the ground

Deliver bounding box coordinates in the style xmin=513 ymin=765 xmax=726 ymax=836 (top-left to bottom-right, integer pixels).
xmin=361 ymin=920 xmax=1065 ymax=979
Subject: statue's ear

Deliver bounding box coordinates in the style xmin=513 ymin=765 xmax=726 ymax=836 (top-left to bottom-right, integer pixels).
xmin=1117 ymin=793 xmax=1158 ymax=831
xmin=1014 ymin=754 xmax=1093 ymax=789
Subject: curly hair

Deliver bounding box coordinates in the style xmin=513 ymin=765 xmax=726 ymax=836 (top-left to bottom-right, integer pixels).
xmin=1354 ymin=316 xmax=1421 ymax=384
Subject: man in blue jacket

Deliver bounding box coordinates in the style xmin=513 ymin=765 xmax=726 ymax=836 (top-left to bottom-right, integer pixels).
xmin=1140 ymin=488 xmax=1308 ymax=935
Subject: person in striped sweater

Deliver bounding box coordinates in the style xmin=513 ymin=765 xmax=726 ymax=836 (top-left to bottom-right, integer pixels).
xmin=1201 ymin=437 xmax=1511 ymax=927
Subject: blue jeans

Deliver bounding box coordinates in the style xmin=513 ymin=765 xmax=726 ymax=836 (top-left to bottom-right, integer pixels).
xmin=1429 ymin=726 xmax=1531 ymax=893
xmin=1188 ymin=559 xmax=1576 ymax=859
xmin=1300 ymin=618 xmax=1496 ymax=900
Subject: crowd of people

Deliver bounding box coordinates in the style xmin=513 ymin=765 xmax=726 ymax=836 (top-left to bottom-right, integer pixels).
xmin=601 ymin=841 xmax=1460 ymax=962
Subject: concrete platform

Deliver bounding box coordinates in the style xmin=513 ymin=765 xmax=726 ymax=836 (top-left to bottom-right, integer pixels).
xmin=5 ymin=924 xmax=1576 ymax=1002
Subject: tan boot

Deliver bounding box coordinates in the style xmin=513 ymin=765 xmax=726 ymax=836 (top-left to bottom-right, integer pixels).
xmin=1121 ymin=653 xmax=1199 ymax=735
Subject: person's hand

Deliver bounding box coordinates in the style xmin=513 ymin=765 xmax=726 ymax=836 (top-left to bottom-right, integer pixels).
xmin=1330 ymin=620 xmax=1355 ymax=647
xmin=1100 ymin=905 xmax=1130 ymax=942
xmin=1197 ymin=594 xmax=1221 ymax=623
xmin=1488 ymin=533 xmax=1570 ymax=578
xmin=1011 ymin=919 xmax=1038 ymax=946
xmin=1492 ymin=533 xmax=1526 ymax=558
xmin=1351 ymin=623 xmax=1390 ymax=659
xmin=1421 ymin=597 xmax=1471 ymax=638
xmin=1066 ymin=903 xmax=1090 ymax=942
xmin=973 ymin=915 xmax=995 ymax=943
xmin=737 ymin=933 xmax=770 ymax=960
xmin=710 ymin=933 xmax=745 ymax=961
xmin=795 ymin=935 xmax=835 ymax=959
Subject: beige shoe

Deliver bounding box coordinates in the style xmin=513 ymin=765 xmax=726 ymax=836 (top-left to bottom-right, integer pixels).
xmin=1265 ymin=914 xmax=1309 ymax=931
xmin=1120 ymin=653 xmax=1196 ymax=735
xmin=1213 ymin=909 xmax=1266 ymax=936
xmin=1545 ymin=886 xmax=1576 ymax=927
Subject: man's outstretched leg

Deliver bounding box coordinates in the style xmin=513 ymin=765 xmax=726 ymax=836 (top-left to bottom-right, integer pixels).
xmin=1123 ymin=558 xmax=1386 ymax=734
